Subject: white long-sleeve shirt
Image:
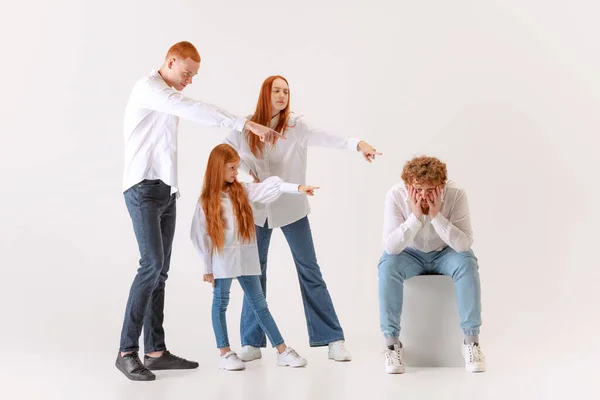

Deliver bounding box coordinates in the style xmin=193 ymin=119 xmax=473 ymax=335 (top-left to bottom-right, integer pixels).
xmin=190 ymin=177 xmax=301 ymax=278
xmin=122 ymin=70 xmax=247 ymax=196
xmin=225 ymin=113 xmax=360 ymax=228
xmin=382 ymin=180 xmax=474 ymax=255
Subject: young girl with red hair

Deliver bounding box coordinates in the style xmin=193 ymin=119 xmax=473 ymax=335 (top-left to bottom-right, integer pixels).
xmin=191 ymin=143 xmax=317 ymax=371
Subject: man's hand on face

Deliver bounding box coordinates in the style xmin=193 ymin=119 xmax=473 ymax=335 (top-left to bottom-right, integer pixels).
xmin=409 ymin=185 xmax=424 ymax=219
xmin=426 ymin=186 xmax=443 ymax=218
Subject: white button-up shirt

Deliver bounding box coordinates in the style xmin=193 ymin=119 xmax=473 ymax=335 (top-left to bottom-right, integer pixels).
xmin=123 ymin=70 xmax=247 ymax=196
xmin=225 ymin=113 xmax=360 ymax=229
xmin=190 ymin=177 xmax=301 ymax=278
xmin=382 ymin=180 xmax=474 ymax=254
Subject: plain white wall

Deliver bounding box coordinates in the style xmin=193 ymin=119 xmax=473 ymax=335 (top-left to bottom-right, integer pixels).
xmin=1 ymin=0 xmax=598 ymax=383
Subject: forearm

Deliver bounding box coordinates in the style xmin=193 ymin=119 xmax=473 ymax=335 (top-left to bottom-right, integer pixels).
xmin=383 ymin=214 xmax=422 ymax=255
xmin=431 ymin=214 xmax=473 ymax=252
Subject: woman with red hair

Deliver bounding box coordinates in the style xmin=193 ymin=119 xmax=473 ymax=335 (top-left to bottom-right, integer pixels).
xmin=191 ymin=143 xmax=318 ymax=371
xmin=225 ymin=75 xmax=382 ymax=362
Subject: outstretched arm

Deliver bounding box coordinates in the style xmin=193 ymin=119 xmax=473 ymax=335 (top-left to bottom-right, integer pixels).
xmin=135 ymin=78 xmax=283 ymax=142
xmin=136 ymin=78 xmax=246 ymax=131
xmin=299 ymin=119 xmax=382 ymax=162
xmin=244 ymin=176 xmax=319 ymax=203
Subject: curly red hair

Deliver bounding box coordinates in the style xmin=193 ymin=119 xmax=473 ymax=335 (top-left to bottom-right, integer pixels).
xmin=401 ymin=156 xmax=448 ymax=186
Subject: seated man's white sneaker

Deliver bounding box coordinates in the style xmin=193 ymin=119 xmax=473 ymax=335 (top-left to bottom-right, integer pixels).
xmin=238 ymin=345 xmax=262 ymax=362
xmin=277 ymin=347 xmax=308 ymax=367
xmin=218 ymin=351 xmax=245 ymax=371
xmin=462 ymin=342 xmax=486 ymax=372
xmin=384 ymin=344 xmax=405 ymax=374
xmin=328 ymin=340 xmax=352 ymax=361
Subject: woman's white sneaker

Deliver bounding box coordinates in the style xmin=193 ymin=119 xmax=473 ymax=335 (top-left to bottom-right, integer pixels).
xmin=277 ymin=347 xmax=308 ymax=367
xmin=238 ymin=345 xmax=262 ymax=362
xmin=462 ymin=342 xmax=486 ymax=372
xmin=218 ymin=351 xmax=245 ymax=371
xmin=384 ymin=344 xmax=405 ymax=374
xmin=328 ymin=340 xmax=352 ymax=361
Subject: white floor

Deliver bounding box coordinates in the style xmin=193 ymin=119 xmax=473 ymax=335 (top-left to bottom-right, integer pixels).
xmin=2 ymin=344 xmax=598 ymax=400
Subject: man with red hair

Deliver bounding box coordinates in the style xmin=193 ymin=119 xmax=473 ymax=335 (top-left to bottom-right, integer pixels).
xmin=116 ymin=41 xmax=280 ymax=381
xmin=378 ymin=156 xmax=486 ymax=374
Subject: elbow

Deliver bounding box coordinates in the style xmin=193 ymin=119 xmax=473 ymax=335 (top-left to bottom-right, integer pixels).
xmin=383 ymin=240 xmax=402 ymax=256
xmin=453 ymin=240 xmax=473 ymax=253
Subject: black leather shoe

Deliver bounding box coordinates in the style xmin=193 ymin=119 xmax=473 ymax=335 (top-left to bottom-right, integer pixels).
xmin=144 ymin=350 xmax=199 ymax=370
xmin=116 ymin=352 xmax=156 ymax=381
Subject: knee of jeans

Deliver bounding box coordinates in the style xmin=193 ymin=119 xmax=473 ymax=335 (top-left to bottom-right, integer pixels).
xmin=249 ymin=293 xmax=268 ymax=312
xmin=213 ymin=292 xmax=230 ymax=308
xmin=454 ymin=257 xmax=479 ymax=277
xmin=378 ymin=253 xmax=408 ymax=280
xmin=139 ymin=254 xmax=164 ymax=281
xmin=142 ymin=250 xmax=165 ymax=269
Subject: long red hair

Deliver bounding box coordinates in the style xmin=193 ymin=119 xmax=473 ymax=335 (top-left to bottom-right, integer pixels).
xmin=245 ymin=75 xmax=294 ymax=158
xmin=200 ymin=144 xmax=256 ymax=254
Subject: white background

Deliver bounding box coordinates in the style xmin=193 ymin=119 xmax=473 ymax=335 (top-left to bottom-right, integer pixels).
xmin=1 ymin=0 xmax=599 ymax=398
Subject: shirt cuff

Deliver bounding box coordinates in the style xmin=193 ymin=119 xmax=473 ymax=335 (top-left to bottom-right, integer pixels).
xmin=280 ymin=182 xmax=300 ymax=194
xmin=204 ymin=257 xmax=213 ymax=274
xmin=347 ymin=138 xmax=361 ymax=151
xmin=232 ymin=117 xmax=247 ymax=132
xmin=430 ymin=213 xmax=449 ymax=229
xmin=406 ymin=213 xmax=423 ymax=230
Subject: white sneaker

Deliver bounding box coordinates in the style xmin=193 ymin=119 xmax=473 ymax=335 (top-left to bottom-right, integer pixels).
xmin=462 ymin=342 xmax=486 ymax=372
xmin=238 ymin=345 xmax=262 ymax=362
xmin=218 ymin=351 xmax=245 ymax=371
xmin=277 ymin=347 xmax=308 ymax=368
xmin=384 ymin=344 xmax=405 ymax=374
xmin=328 ymin=340 xmax=352 ymax=361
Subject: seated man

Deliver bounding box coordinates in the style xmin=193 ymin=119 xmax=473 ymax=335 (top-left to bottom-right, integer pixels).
xmin=378 ymin=155 xmax=486 ymax=374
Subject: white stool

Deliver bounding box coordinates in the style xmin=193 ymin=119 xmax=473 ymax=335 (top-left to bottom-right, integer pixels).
xmin=399 ymin=275 xmax=465 ymax=367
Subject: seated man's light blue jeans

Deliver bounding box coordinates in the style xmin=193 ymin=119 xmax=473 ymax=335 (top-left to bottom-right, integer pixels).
xmin=378 ymin=246 xmax=482 ymax=345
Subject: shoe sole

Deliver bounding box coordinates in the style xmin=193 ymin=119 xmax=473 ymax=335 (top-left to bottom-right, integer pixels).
xmin=239 ymin=354 xmax=262 ymax=362
xmin=386 ymin=367 xmax=405 ymax=374
xmin=116 ymin=362 xmax=156 ymax=381
xmin=277 ymin=362 xmax=308 ymax=368
xmin=218 ymin=366 xmax=246 ymax=371
xmin=145 ymin=363 xmax=199 ymax=371
xmin=328 ymin=355 xmax=352 ymax=362
xmin=465 ymin=365 xmax=486 ymax=373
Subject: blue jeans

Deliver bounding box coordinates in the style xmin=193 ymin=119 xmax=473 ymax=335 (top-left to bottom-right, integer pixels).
xmin=378 ymin=246 xmax=482 ymax=340
xmin=213 ymin=275 xmax=284 ymax=349
xmin=240 ymin=216 xmax=344 ymax=347
xmin=119 ymin=179 xmax=176 ymax=353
